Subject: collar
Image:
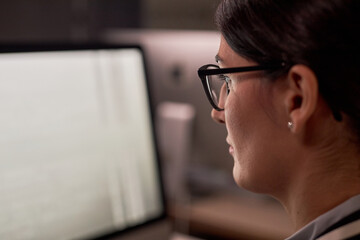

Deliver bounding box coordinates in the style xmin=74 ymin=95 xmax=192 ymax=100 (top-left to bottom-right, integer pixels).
xmin=285 ymin=194 xmax=360 ymax=240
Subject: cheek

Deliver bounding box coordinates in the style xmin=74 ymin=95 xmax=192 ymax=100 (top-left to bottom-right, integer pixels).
xmin=224 ymin=83 xmax=288 ymax=192
xmin=224 ymin=83 xmax=258 ymax=143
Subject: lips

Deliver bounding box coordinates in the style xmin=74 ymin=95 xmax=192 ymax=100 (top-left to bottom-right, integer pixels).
xmin=229 ymin=145 xmax=234 ymax=155
xmin=226 ymin=138 xmax=234 ymax=155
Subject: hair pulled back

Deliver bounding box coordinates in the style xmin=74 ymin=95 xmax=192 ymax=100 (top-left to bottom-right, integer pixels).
xmin=215 ymin=0 xmax=360 ymax=136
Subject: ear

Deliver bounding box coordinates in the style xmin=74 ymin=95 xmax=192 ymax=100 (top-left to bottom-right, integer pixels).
xmin=285 ymin=64 xmax=318 ymax=133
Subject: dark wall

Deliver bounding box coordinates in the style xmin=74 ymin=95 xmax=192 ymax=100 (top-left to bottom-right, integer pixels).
xmin=0 ymin=0 xmax=218 ymax=43
xmin=0 ymin=0 xmax=141 ymax=42
xmin=142 ymin=0 xmax=220 ymax=30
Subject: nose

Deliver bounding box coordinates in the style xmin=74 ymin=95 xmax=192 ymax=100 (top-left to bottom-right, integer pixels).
xmin=211 ymin=108 xmax=225 ymax=124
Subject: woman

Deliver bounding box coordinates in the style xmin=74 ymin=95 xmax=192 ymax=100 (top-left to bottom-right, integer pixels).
xmin=198 ymin=0 xmax=360 ymax=239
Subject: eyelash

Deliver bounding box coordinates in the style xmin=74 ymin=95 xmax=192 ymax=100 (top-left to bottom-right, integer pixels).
xmin=219 ymin=74 xmax=230 ymax=82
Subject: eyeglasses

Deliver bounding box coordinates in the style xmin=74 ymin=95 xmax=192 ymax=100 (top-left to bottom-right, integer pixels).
xmin=197 ymin=64 xmax=284 ymax=111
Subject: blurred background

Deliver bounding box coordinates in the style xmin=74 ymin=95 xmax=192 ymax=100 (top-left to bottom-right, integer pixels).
xmin=0 ymin=0 xmax=219 ymax=42
xmin=0 ymin=1 xmax=293 ymax=239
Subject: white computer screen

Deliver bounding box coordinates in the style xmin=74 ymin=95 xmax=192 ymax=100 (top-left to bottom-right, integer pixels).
xmin=0 ymin=46 xmax=164 ymax=240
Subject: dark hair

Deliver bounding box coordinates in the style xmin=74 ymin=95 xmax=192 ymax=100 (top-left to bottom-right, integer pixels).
xmin=215 ymin=0 xmax=360 ymax=135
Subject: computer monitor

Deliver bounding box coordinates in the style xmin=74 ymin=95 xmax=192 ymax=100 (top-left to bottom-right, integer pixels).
xmin=0 ymin=44 xmax=170 ymax=240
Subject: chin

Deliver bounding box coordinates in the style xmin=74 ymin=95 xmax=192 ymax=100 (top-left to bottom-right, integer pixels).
xmin=232 ymin=162 xmax=248 ymax=189
xmin=232 ymin=161 xmax=269 ymax=194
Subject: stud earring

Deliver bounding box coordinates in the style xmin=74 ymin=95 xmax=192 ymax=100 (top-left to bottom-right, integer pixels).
xmin=287 ymin=121 xmax=294 ymax=129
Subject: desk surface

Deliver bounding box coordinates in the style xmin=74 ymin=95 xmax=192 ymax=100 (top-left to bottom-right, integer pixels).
xmin=170 ymin=193 xmax=294 ymax=240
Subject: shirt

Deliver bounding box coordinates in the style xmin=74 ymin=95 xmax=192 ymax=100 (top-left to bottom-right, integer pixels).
xmin=286 ymin=194 xmax=360 ymax=240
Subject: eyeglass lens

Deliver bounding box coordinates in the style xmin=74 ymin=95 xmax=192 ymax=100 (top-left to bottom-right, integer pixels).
xmin=205 ymin=71 xmax=229 ymax=109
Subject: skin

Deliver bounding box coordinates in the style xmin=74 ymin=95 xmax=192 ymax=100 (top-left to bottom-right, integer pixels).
xmin=212 ymin=36 xmax=360 ymax=231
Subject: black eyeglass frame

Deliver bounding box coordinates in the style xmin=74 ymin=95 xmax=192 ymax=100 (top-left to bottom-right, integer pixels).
xmin=198 ymin=63 xmax=284 ymax=111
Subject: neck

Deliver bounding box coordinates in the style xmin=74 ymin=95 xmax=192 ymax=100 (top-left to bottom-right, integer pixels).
xmin=286 ymin=177 xmax=360 ymax=230
xmin=278 ymin=152 xmax=360 ymax=231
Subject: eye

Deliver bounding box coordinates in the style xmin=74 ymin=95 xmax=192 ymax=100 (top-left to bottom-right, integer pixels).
xmin=219 ymin=74 xmax=231 ymax=83
xmin=219 ymin=74 xmax=232 ymax=94
xmin=219 ymin=74 xmax=227 ymax=81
